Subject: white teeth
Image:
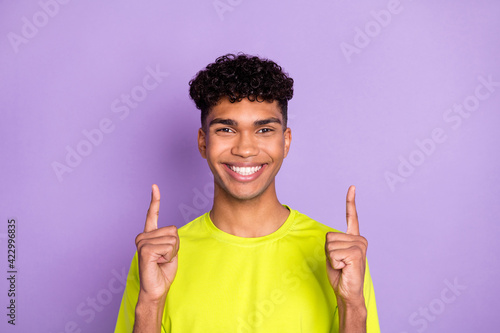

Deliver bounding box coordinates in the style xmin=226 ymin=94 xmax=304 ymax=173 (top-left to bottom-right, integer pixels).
xmin=229 ymin=165 xmax=263 ymax=176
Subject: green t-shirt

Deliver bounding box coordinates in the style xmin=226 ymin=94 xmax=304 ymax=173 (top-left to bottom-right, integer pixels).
xmin=115 ymin=206 xmax=380 ymax=332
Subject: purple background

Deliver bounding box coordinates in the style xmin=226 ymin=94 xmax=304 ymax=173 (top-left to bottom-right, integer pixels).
xmin=1 ymin=0 xmax=499 ymax=332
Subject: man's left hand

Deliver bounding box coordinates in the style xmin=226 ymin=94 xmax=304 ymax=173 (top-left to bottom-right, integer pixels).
xmin=325 ymin=185 xmax=368 ymax=307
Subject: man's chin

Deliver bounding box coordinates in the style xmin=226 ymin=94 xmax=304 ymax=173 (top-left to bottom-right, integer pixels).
xmin=228 ymin=191 xmax=262 ymax=202
xmin=214 ymin=177 xmax=275 ymax=202
xmin=221 ymin=186 xmax=267 ymax=202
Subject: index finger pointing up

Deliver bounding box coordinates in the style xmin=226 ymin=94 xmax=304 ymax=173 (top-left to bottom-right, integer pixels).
xmin=144 ymin=184 xmax=160 ymax=232
xmin=346 ymin=185 xmax=360 ymax=235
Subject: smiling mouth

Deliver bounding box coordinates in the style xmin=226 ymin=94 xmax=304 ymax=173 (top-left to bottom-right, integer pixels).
xmin=225 ymin=164 xmax=264 ymax=176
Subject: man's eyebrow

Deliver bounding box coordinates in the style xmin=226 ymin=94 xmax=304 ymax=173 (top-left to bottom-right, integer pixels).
xmin=254 ymin=117 xmax=282 ymax=126
xmin=209 ymin=118 xmax=237 ymax=127
xmin=209 ymin=117 xmax=282 ymax=127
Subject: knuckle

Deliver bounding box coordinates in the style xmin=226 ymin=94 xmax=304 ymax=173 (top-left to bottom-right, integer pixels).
xmin=346 ymin=211 xmax=357 ymax=219
xmin=161 ymin=225 xmax=177 ymax=233
xmin=326 ymin=243 xmax=336 ymax=252
xmin=137 ymin=242 xmax=151 ymax=255
xmin=325 ymin=249 xmax=333 ymax=259
xmin=352 ymin=245 xmax=364 ymax=258
xmin=356 ymin=241 xmax=366 ymax=252
xmin=326 ymin=231 xmax=339 ymax=241
xmin=165 ymin=244 xmax=176 ymax=258
xmin=136 ymin=239 xmax=149 ymax=251
xmin=164 ymin=235 xmax=177 ymax=244
xmin=135 ymin=233 xmax=144 ymax=246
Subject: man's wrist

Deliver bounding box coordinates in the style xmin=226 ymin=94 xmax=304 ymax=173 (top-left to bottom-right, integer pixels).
xmin=135 ymin=296 xmax=165 ymax=312
xmin=133 ymin=292 xmax=167 ymax=333
xmin=337 ymin=297 xmax=367 ymax=333
xmin=137 ymin=290 xmax=168 ymax=306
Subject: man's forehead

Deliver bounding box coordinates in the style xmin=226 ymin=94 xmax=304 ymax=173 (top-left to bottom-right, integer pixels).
xmin=208 ymin=97 xmax=282 ymax=121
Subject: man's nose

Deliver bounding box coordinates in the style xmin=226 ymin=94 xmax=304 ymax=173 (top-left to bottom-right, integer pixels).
xmin=231 ymin=132 xmax=259 ymax=158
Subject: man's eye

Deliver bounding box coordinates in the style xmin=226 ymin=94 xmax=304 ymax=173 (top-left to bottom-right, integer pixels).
xmin=258 ymin=128 xmax=273 ymax=133
xmin=217 ymin=128 xmax=234 ymax=133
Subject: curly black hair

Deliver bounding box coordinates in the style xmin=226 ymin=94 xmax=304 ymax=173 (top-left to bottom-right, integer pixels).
xmin=189 ymin=53 xmax=294 ymax=129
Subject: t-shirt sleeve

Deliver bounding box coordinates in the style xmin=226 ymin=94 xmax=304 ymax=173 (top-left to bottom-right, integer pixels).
xmin=364 ymin=259 xmax=381 ymax=332
xmin=114 ymin=252 xmax=140 ymax=333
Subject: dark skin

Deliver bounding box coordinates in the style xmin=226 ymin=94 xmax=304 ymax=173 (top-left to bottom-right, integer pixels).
xmin=132 ymin=97 xmax=368 ymax=332
xmin=326 ymin=185 xmax=368 ymax=332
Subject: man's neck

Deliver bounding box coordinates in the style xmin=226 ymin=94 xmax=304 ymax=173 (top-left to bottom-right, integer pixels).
xmin=209 ymin=184 xmax=290 ymax=238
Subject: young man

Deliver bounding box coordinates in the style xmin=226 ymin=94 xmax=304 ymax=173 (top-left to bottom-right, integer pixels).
xmin=115 ymin=53 xmax=380 ymax=332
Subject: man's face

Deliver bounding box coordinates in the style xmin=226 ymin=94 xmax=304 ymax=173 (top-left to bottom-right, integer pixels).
xmin=198 ymin=97 xmax=291 ymax=201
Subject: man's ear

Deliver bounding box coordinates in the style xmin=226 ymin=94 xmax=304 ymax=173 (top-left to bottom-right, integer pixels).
xmin=283 ymin=127 xmax=292 ymax=158
xmin=198 ymin=128 xmax=207 ymax=159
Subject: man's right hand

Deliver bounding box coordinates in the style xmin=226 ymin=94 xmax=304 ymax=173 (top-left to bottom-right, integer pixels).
xmin=135 ymin=184 xmax=179 ymax=303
